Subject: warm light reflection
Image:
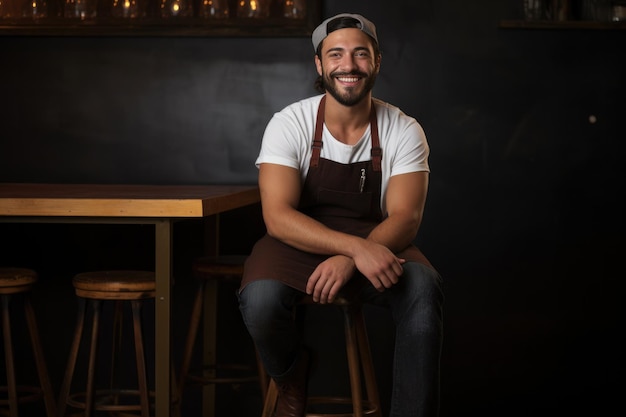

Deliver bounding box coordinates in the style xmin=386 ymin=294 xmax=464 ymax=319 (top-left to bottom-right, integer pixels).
xmin=21 ymin=0 xmax=47 ymax=18
xmin=64 ymin=0 xmax=95 ymax=20
xmin=112 ymin=0 xmax=139 ymax=18
xmin=201 ymin=0 xmax=228 ymax=18
xmin=237 ymin=0 xmax=269 ymax=18
xmin=284 ymin=0 xmax=305 ymax=18
xmin=239 ymin=0 xmax=258 ymax=12
xmin=160 ymin=0 xmax=192 ymax=17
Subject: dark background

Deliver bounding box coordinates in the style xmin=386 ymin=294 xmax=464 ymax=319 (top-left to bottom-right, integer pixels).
xmin=1 ymin=1 xmax=624 ymax=416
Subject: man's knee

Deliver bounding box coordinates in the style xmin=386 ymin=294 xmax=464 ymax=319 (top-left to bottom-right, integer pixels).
xmin=240 ymin=280 xmax=283 ymax=316
xmin=403 ymin=262 xmax=443 ymax=301
xmin=239 ymin=279 xmax=300 ymax=330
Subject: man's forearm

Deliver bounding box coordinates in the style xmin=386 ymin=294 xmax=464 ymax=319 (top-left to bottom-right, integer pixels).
xmin=366 ymin=213 xmax=421 ymax=253
xmin=265 ymin=207 xmax=365 ymax=257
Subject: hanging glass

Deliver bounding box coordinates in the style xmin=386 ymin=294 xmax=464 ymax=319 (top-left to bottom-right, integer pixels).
xmin=1 ymin=0 xmax=20 ymax=17
xmin=237 ymin=0 xmax=270 ymax=18
xmin=111 ymin=0 xmax=146 ymax=19
xmin=64 ymin=0 xmax=97 ymax=20
xmin=523 ymin=0 xmax=549 ymax=20
xmin=284 ymin=0 xmax=306 ymax=19
xmin=160 ymin=0 xmax=193 ymax=18
xmin=200 ymin=0 xmax=229 ymax=19
xmin=20 ymin=0 xmax=47 ymax=19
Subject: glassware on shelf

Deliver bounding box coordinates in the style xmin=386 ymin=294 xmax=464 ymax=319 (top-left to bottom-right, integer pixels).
xmin=523 ymin=0 xmax=550 ymax=20
xmin=237 ymin=0 xmax=270 ymax=18
xmin=0 ymin=0 xmax=48 ymax=19
xmin=581 ymin=0 xmax=615 ymax=21
xmin=200 ymin=0 xmax=229 ymax=19
xmin=23 ymin=0 xmax=48 ymax=19
xmin=553 ymin=0 xmax=573 ymax=21
xmin=160 ymin=0 xmax=192 ymax=18
xmin=283 ymin=0 xmax=305 ymax=19
xmin=611 ymin=0 xmax=626 ymax=20
xmin=581 ymin=0 xmax=599 ymax=20
xmin=64 ymin=0 xmax=97 ymax=20
xmin=111 ymin=0 xmax=145 ymax=19
xmin=0 ymin=0 xmax=19 ymax=18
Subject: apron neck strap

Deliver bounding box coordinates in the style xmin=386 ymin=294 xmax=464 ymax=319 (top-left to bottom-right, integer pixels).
xmin=311 ymin=95 xmax=382 ymax=171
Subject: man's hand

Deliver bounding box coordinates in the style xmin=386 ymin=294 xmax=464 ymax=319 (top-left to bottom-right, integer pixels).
xmin=353 ymin=239 xmax=405 ymax=291
xmin=306 ymin=255 xmax=356 ymax=304
xmin=307 ymin=239 xmax=406 ymax=304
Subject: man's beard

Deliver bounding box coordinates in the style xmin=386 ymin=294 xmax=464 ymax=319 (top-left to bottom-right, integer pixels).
xmin=322 ymin=70 xmax=377 ymax=106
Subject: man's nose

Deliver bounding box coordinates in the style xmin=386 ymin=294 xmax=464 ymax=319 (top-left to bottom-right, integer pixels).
xmin=339 ymin=55 xmax=359 ymax=71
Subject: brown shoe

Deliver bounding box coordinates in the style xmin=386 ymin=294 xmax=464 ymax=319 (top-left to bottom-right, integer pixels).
xmin=274 ymin=350 xmax=310 ymax=417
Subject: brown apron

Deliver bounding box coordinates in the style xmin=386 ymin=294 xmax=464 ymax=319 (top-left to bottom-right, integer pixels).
xmin=241 ymin=95 xmax=432 ymax=293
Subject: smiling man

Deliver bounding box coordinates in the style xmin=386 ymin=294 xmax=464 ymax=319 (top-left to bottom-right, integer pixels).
xmin=238 ymin=13 xmax=444 ymax=417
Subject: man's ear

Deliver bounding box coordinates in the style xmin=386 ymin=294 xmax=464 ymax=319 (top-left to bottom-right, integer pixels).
xmin=315 ymin=55 xmax=323 ymax=76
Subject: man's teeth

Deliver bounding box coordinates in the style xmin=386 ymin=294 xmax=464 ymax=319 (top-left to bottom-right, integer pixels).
xmin=337 ymin=77 xmax=359 ymax=82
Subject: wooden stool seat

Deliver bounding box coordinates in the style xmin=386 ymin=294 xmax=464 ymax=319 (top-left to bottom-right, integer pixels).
xmin=58 ymin=270 xmax=157 ymax=417
xmin=72 ymin=270 xmax=156 ymax=299
xmin=0 ymin=267 xmax=56 ymax=417
xmin=0 ymin=267 xmax=38 ymax=294
xmin=178 ymin=255 xmax=268 ymax=414
xmin=262 ymin=295 xmax=382 ymax=417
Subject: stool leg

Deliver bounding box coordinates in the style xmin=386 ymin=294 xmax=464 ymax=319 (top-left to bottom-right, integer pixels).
xmin=178 ymin=279 xmax=206 ymax=405
xmin=255 ymin=348 xmax=270 ymax=400
xmin=202 ymin=279 xmax=219 ymax=417
xmin=343 ymin=305 xmax=364 ymax=417
xmin=109 ymin=300 xmax=124 ymax=396
xmin=131 ymin=300 xmax=151 ymax=417
xmin=170 ymin=358 xmax=182 ymax=417
xmin=24 ymin=296 xmax=57 ymax=417
xmin=84 ymin=299 xmax=102 ymax=417
xmin=261 ymin=379 xmax=279 ymax=417
xmin=2 ymin=295 xmax=18 ymax=417
xmin=354 ymin=307 xmax=382 ymax=417
xmin=58 ymin=297 xmax=87 ymax=417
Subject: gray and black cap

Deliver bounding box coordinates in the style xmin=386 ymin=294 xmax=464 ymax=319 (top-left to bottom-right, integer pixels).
xmin=311 ymin=13 xmax=378 ymax=52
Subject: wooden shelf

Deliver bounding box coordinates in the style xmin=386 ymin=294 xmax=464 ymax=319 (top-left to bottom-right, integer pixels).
xmin=499 ymin=19 xmax=626 ymax=30
xmin=0 ymin=0 xmax=321 ymax=37
xmin=0 ymin=18 xmax=316 ymax=37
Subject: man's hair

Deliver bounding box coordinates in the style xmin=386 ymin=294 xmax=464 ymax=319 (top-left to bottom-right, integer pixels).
xmin=314 ymin=16 xmax=381 ymax=93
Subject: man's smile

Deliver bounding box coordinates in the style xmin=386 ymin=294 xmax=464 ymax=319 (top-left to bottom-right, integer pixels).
xmin=336 ymin=76 xmax=361 ymax=83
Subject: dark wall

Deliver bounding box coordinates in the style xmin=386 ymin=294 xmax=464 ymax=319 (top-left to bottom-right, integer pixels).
xmin=1 ymin=1 xmax=624 ymax=416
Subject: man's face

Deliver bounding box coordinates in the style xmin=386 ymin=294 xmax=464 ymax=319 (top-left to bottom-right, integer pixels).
xmin=315 ymin=28 xmax=380 ymax=106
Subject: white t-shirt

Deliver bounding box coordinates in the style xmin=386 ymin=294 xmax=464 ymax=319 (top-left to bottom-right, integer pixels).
xmin=256 ymin=94 xmax=430 ymax=214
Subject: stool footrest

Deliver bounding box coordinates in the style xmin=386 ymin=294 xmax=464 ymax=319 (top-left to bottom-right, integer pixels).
xmin=0 ymin=385 xmax=43 ymax=405
xmin=307 ymin=396 xmax=380 ymax=417
xmin=186 ymin=363 xmax=260 ymax=386
xmin=67 ymin=388 xmax=155 ymax=412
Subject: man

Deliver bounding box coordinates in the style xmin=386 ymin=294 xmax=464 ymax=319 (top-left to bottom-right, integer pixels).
xmin=238 ymin=13 xmax=443 ymax=417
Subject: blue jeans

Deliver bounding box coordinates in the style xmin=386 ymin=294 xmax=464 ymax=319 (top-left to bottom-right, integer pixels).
xmin=238 ymin=262 xmax=444 ymax=417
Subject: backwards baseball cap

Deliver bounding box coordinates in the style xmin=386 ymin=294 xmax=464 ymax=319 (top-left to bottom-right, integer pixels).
xmin=311 ymin=13 xmax=378 ymax=52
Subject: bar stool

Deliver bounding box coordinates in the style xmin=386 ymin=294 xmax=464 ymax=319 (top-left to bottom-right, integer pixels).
xmin=57 ymin=270 xmax=157 ymax=417
xmin=261 ymin=295 xmax=382 ymax=417
xmin=0 ymin=267 xmax=56 ymax=417
xmin=178 ymin=255 xmax=268 ymax=414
